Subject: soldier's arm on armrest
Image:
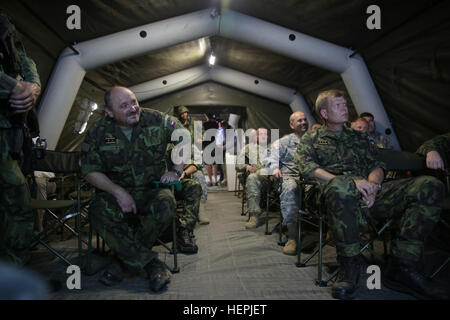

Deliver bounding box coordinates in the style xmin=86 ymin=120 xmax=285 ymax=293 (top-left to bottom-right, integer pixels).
xmin=312 ymin=168 xmax=336 ymax=184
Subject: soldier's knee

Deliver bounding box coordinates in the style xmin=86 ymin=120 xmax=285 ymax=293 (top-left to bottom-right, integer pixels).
xmin=409 ymin=175 xmax=445 ymax=202
xmin=323 ymin=176 xmax=359 ymax=201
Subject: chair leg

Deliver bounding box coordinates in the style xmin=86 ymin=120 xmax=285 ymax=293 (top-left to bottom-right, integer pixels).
xmin=171 ymin=215 xmax=180 ymax=273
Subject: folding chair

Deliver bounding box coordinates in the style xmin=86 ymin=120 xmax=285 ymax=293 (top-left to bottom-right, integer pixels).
xmin=296 ymin=149 xmax=428 ymax=287
xmin=30 ymin=150 xmax=88 ymax=266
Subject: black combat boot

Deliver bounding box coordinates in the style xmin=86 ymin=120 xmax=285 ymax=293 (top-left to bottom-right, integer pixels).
xmin=177 ymin=228 xmax=198 ymax=254
xmin=331 ymin=255 xmax=361 ymax=300
xmin=383 ymin=256 xmax=450 ymax=300
xmin=144 ymin=258 xmax=171 ymax=292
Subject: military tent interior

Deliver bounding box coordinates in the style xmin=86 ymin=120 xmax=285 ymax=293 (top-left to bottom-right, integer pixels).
xmin=0 ymin=0 xmax=449 ymax=301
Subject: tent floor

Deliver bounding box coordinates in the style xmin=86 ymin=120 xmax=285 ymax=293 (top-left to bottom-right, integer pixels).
xmin=28 ymin=190 xmax=450 ymax=300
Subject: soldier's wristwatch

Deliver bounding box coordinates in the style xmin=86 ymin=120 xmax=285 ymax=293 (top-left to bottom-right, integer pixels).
xmin=375 ymin=183 xmax=382 ymax=191
xmin=175 ymin=169 xmax=183 ymax=177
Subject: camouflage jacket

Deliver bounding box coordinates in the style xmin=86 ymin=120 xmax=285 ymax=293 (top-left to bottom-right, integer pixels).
xmin=81 ymin=109 xmax=187 ymax=191
xmin=416 ymin=132 xmax=450 ymax=163
xmin=0 ymin=50 xmax=41 ymax=128
xmin=235 ymin=142 xmax=271 ymax=172
xmin=265 ymin=133 xmax=300 ymax=176
xmin=296 ymin=126 xmax=386 ymax=182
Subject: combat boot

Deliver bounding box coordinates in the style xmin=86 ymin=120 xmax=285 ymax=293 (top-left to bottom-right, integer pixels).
xmin=282 ymin=223 xmax=298 ymax=255
xmin=331 ymin=255 xmax=361 ymax=300
xmin=177 ymin=228 xmax=198 ymax=254
xmin=245 ymin=214 xmax=261 ymax=229
xmin=144 ymin=258 xmax=171 ymax=292
xmin=198 ymin=199 xmax=210 ymax=225
xmin=383 ymin=256 xmax=450 ymax=300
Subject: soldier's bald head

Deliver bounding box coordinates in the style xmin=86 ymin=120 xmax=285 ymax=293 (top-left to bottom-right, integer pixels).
xmin=104 ymin=86 xmax=141 ymax=128
xmin=289 ymin=111 xmax=309 ymax=135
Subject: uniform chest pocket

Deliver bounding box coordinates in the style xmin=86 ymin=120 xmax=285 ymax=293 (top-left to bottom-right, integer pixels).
xmin=99 ymin=145 xmax=126 ymax=171
xmin=141 ymin=127 xmax=165 ymax=163
xmin=315 ymin=144 xmax=338 ymax=165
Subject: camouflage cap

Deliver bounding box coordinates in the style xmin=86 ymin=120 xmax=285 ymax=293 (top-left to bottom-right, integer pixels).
xmin=177 ymin=106 xmax=189 ymax=116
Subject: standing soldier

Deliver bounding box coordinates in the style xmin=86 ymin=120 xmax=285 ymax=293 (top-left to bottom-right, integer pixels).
xmin=265 ymin=112 xmax=309 ymax=255
xmin=0 ymin=13 xmax=41 ymax=266
xmin=297 ymin=89 xmax=447 ymax=300
xmin=81 ymin=86 xmax=189 ymax=292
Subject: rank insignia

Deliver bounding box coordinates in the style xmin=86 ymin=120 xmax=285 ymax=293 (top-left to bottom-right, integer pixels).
xmin=318 ymin=139 xmax=329 ymax=145
xmin=105 ymin=137 xmax=117 ymax=145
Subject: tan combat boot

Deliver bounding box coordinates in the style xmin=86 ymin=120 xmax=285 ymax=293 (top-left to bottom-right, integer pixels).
xmin=245 ymin=215 xmax=260 ymax=229
xmin=282 ymin=239 xmax=297 ymax=255
xmin=198 ymin=199 xmax=210 ymax=225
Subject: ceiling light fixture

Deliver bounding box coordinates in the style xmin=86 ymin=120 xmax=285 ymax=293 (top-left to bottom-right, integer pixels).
xmin=209 ymin=53 xmax=216 ymax=66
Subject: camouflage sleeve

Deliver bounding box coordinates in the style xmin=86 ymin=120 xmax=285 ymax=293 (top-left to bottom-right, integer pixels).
xmin=20 ymin=53 xmax=41 ymax=87
xmin=0 ymin=72 xmax=19 ymax=91
xmin=416 ymin=132 xmax=450 ymax=157
xmin=80 ymin=128 xmax=103 ymax=177
xmin=363 ymin=134 xmax=386 ymax=173
xmin=296 ymin=133 xmax=320 ymax=180
xmin=235 ymin=144 xmax=248 ymax=172
xmin=265 ymin=139 xmax=281 ymax=171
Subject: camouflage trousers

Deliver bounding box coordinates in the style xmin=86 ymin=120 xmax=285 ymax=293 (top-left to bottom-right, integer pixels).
xmin=280 ymin=176 xmax=299 ymax=225
xmin=192 ymin=170 xmax=207 ymax=200
xmin=0 ymin=155 xmax=34 ymax=266
xmin=318 ymin=175 xmax=444 ymax=261
xmin=89 ymin=188 xmax=176 ymax=271
xmin=246 ymin=169 xmax=273 ymax=216
xmin=175 ymin=178 xmax=202 ymax=231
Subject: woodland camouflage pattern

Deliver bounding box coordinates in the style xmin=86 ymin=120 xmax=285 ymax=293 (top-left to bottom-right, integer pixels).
xmin=0 ymin=47 xmax=40 ymax=266
xmin=297 ymin=126 xmax=444 ymax=261
xmin=81 ymin=109 xmax=188 ymax=270
xmin=416 ymin=132 xmax=450 ymax=161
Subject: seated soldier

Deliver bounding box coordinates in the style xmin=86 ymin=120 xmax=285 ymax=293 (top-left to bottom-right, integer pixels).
xmin=360 ymin=111 xmax=393 ymax=149
xmin=81 ymin=86 xmax=190 ymax=293
xmin=265 ymin=111 xmax=309 ymax=255
xmin=236 ymin=128 xmax=272 ymax=229
xmin=351 ymin=117 xmax=369 ymax=133
xmin=297 ymin=89 xmax=448 ymax=300
xmin=164 ymin=143 xmax=202 ymax=254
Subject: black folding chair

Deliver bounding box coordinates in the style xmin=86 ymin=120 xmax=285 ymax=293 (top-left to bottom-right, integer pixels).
xmin=296 ymin=149 xmax=428 ymax=287
xmin=30 ymin=151 xmax=88 ymax=266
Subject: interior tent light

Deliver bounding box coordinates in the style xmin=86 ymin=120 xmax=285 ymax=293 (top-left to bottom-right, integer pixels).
xmin=74 ymin=98 xmax=96 ymax=134
xmin=90 ymin=102 xmax=98 ymax=111
xmin=209 ymin=53 xmax=216 ymax=66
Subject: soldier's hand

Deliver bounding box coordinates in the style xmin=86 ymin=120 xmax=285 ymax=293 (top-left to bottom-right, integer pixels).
xmin=273 ymin=168 xmax=282 ymax=179
xmin=9 ymin=81 xmax=41 ymax=114
xmin=160 ymin=171 xmax=179 ymax=184
xmin=113 ymin=187 xmax=137 ymax=214
xmin=246 ymin=165 xmax=256 ymax=173
xmin=426 ymin=151 xmax=444 ymax=170
xmin=354 ymin=179 xmax=376 ymax=200
xmin=363 ymin=191 xmax=377 ymax=208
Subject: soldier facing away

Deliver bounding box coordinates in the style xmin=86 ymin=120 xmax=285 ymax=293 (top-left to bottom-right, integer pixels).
xmin=296 ymin=89 xmax=448 ymax=300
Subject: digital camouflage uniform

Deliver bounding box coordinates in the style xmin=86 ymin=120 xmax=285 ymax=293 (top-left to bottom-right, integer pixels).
xmin=165 ymin=143 xmax=202 ymax=231
xmin=0 ymin=47 xmax=40 ymax=266
xmin=297 ymin=126 xmax=444 ymax=261
xmin=369 ymin=130 xmax=393 ymax=149
xmin=236 ymin=143 xmax=272 ymax=217
xmin=81 ymin=110 xmax=187 ymax=271
xmin=265 ymin=133 xmax=300 ymax=225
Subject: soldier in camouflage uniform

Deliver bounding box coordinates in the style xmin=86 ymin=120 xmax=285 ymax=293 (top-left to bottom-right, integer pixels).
xmin=416 ymin=132 xmax=450 ymax=171
xmin=297 ymin=89 xmax=447 ymax=300
xmin=176 ymin=106 xmax=209 ymax=224
xmin=0 ymin=13 xmax=41 ymax=266
xmin=236 ymin=128 xmax=272 ymax=229
xmin=265 ymin=112 xmax=308 ymax=255
xmin=360 ymin=112 xmax=394 ymax=149
xmin=165 ymin=143 xmax=202 ymax=253
xmin=81 ymin=86 xmax=190 ymax=292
